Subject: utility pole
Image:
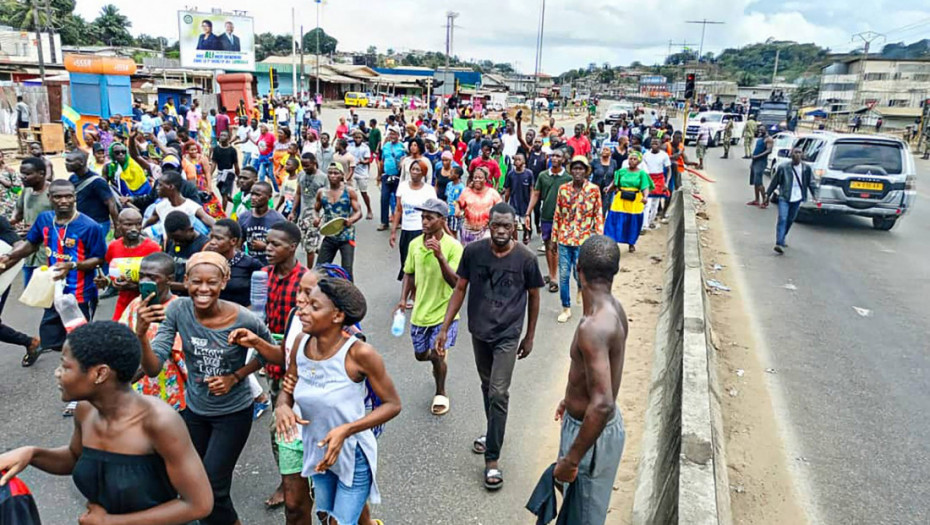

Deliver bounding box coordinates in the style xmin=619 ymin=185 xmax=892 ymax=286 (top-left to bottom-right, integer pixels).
xmin=299 ymin=25 xmax=304 ymax=98
xmin=852 ymin=31 xmax=886 ymax=110
xmin=315 ymin=0 xmax=322 ymax=97
xmin=43 ymin=0 xmax=55 ymax=64
xmin=771 ymin=48 xmax=780 ymax=85
xmin=686 ymin=19 xmax=725 ymax=63
xmin=530 ymin=0 xmax=546 ymax=126
xmin=444 ymin=11 xmax=459 ymax=97
xmin=291 ymin=7 xmax=298 ymax=97
xmin=31 ymin=0 xmax=45 ymax=82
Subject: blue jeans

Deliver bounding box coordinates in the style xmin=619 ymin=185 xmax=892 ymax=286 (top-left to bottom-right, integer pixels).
xmin=380 ymin=177 xmax=399 ymax=226
xmin=311 ymin=446 xmax=372 ymax=525
xmin=241 ymin=151 xmax=254 ymax=170
xmin=776 ymin=199 xmax=802 ymax=247
xmin=558 ymin=244 xmax=581 ymax=308
xmin=252 ymin=153 xmax=278 ymax=192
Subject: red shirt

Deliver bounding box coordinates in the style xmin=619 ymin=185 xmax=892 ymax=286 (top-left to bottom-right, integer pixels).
xmin=263 ymin=262 xmax=307 ymax=379
xmin=105 ymin=237 xmax=162 ymax=321
xmin=257 ymin=132 xmax=275 ymax=156
xmin=566 ymin=135 xmax=592 ymax=158
xmin=454 ymin=142 xmax=467 ymax=165
xmin=335 ymin=124 xmax=349 ymax=140
xmin=468 ymin=157 xmax=502 ymax=188
xmin=215 ymin=113 xmax=230 ymax=134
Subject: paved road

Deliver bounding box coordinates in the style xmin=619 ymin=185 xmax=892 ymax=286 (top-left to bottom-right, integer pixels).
xmin=701 ymin=146 xmax=930 ymax=524
xmin=0 ymin=106 xmax=591 ymax=524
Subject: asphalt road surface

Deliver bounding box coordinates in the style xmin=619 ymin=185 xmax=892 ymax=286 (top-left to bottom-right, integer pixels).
xmin=700 ymin=145 xmax=930 ymax=524
xmin=0 ymin=107 xmax=592 ymax=524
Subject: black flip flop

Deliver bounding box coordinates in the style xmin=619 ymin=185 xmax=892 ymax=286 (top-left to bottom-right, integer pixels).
xmin=547 ymin=281 xmax=559 ymax=293
xmin=21 ymin=346 xmax=41 ymax=368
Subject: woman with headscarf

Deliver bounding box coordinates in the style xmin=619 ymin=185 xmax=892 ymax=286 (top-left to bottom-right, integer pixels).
xmin=105 ymin=141 xmax=152 ymax=197
xmin=134 ymin=251 xmax=282 ymax=525
xmin=273 ymin=127 xmax=295 ymax=188
xmin=275 ymin=276 xmax=401 ymax=525
xmin=604 ymin=151 xmax=654 ymax=253
xmin=301 ymin=127 xmax=321 ymax=158
xmin=456 ymin=166 xmax=502 ymax=246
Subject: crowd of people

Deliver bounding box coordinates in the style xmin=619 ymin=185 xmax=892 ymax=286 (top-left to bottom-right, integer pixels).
xmin=0 ymin=93 xmax=638 ymax=525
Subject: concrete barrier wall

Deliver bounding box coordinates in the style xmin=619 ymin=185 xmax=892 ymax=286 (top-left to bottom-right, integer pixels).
xmin=632 ymin=189 xmax=684 ymax=525
xmin=631 ymin=178 xmax=731 ymax=525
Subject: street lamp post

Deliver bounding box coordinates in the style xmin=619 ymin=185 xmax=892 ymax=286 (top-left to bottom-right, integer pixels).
xmin=530 ymin=0 xmax=546 ymax=126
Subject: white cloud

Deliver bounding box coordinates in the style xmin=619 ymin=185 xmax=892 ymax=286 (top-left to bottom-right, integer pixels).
xmin=74 ymin=0 xmax=930 ymax=74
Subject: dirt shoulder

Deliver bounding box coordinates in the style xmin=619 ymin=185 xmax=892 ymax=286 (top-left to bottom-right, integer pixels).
xmin=693 ymin=178 xmax=808 ymax=525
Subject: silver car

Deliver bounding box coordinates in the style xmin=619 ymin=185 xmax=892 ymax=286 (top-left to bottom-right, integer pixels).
xmin=794 ymin=131 xmax=916 ymax=231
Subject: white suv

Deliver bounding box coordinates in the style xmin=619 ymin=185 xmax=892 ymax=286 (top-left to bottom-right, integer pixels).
xmin=685 ymin=112 xmax=744 ymax=147
xmin=794 ymin=132 xmax=917 ymax=230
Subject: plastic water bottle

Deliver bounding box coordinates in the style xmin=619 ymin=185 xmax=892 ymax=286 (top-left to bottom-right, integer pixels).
xmin=250 ymin=270 xmax=268 ymax=320
xmin=53 ymin=293 xmax=87 ymax=333
xmin=391 ymin=310 xmax=406 ymax=337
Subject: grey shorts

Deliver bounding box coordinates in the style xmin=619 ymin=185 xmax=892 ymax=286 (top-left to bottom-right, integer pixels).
xmin=349 ymin=176 xmax=370 ymax=192
xmin=558 ymin=407 xmax=624 ymax=525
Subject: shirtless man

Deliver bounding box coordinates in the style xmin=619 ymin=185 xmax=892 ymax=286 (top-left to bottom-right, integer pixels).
xmin=552 ymin=234 xmax=627 ymax=524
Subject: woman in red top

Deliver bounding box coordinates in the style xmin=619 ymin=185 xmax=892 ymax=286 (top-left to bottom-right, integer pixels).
xmin=456 ymin=166 xmax=502 ymax=246
xmin=182 ymin=142 xmax=212 ymax=193
xmin=335 ymin=117 xmax=349 ymax=140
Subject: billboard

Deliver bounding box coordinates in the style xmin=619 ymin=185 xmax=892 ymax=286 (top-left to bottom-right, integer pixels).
xmin=178 ymin=11 xmax=254 ymax=71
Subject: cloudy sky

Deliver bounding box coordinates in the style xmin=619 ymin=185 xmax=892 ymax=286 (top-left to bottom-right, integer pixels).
xmin=76 ymin=0 xmax=930 ymax=74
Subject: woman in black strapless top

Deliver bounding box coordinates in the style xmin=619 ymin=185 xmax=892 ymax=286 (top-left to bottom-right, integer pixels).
xmin=0 ymin=321 xmax=213 ymax=524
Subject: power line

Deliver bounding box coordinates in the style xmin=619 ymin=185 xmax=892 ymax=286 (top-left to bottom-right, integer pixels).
xmin=851 ymin=31 xmax=886 ymax=109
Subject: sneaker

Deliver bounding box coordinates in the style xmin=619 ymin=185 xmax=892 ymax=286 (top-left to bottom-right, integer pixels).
xmin=537 ymin=245 xmax=546 ymax=254
xmin=557 ymin=308 xmax=572 ymax=323
xmin=773 ymin=245 xmax=784 ymax=254
xmin=62 ymin=401 xmax=78 ymax=417
xmin=253 ymin=400 xmax=270 ymax=420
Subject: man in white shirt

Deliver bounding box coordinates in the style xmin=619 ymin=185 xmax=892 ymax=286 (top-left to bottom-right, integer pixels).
xmin=641 ymin=141 xmax=671 ymax=231
xmin=695 ymin=117 xmax=711 ymax=170
xmin=276 ymin=102 xmax=290 ymax=128
xmin=501 ymin=122 xmax=520 ymax=158
xmin=234 ymin=118 xmax=260 ymax=169
xmin=346 ymin=129 xmax=374 ymax=220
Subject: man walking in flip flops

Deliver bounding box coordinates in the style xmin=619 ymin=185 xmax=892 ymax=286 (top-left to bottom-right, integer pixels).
xmin=395 ymin=198 xmax=463 ymax=417
xmin=436 ymin=202 xmax=544 ymax=491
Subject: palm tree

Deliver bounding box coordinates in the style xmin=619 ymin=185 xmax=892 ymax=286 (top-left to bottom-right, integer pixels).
xmin=3 ymin=0 xmax=49 ymax=30
xmin=93 ymin=4 xmax=132 ymax=46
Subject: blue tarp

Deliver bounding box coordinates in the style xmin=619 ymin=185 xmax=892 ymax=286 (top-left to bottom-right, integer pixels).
xmin=68 ymin=72 xmax=132 ymax=119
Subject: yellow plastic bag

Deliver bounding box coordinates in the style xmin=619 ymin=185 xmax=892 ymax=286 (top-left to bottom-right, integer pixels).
xmin=19 ymin=265 xmax=56 ymax=308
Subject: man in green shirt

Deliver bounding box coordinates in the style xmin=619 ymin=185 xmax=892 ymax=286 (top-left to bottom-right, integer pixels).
xmin=230 ymin=165 xmax=257 ymax=220
xmin=395 ymin=198 xmax=463 ymax=416
xmin=368 ymin=118 xmax=382 ymax=162
xmin=525 ymin=149 xmax=572 ymax=291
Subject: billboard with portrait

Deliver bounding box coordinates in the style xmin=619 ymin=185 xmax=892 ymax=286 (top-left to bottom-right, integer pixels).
xmin=178 ymin=11 xmax=254 ymax=70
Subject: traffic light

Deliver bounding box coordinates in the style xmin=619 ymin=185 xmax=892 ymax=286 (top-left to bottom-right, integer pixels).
xmin=684 ymin=73 xmax=695 ymax=100
xmin=270 ymin=68 xmax=279 ymax=90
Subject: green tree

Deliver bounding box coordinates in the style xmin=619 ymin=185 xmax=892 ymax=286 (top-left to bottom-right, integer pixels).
xmin=135 ymin=34 xmax=167 ymax=51
xmin=92 ymin=4 xmax=132 ymax=46
xmin=2 ymin=0 xmax=50 ymax=30
xmin=302 ymin=28 xmax=337 ymax=55
xmin=58 ymin=13 xmax=97 ymax=45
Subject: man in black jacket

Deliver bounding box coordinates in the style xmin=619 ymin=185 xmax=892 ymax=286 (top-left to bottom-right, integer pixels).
xmin=764 ymin=147 xmax=817 ymax=254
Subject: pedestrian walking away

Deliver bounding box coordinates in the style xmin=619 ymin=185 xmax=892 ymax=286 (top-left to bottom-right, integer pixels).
xmin=550 ymin=235 xmax=628 ymax=525
xmin=764 ymin=146 xmax=818 ymax=254
xmin=397 ymin=198 xmax=463 ymax=416
xmin=435 ymin=202 xmax=544 ymax=491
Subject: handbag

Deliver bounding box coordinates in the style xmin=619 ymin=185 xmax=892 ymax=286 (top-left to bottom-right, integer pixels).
xmin=619 ymin=190 xmax=639 ymax=201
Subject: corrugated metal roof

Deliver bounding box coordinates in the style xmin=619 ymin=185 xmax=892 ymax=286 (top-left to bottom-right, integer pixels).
xmin=873 ymin=106 xmax=923 ymax=117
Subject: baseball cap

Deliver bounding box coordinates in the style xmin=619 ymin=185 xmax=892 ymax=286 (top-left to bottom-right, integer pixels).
xmin=328 ymin=162 xmax=346 ymax=175
xmin=387 ymin=125 xmax=402 ymax=135
xmin=425 ymin=134 xmax=438 ymax=143
xmin=570 ymin=155 xmax=591 ymax=171
xmin=414 ymin=198 xmax=449 ymax=217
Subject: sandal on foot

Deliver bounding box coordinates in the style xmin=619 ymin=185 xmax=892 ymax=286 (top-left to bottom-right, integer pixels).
xmin=547 ymin=281 xmax=559 ymax=293
xmin=21 ymin=338 xmax=41 ymax=367
xmin=431 ymin=395 xmax=450 ymax=416
xmin=472 ymin=435 xmax=487 ymax=454
xmin=484 ymin=468 xmax=504 ymax=490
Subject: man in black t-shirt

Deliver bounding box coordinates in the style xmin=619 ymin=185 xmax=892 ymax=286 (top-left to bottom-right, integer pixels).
xmin=435 ymin=202 xmax=544 ymax=491
xmin=206 ymin=218 xmax=262 ymax=307
xmin=211 ymin=130 xmax=240 ymax=209
xmin=164 ymin=211 xmax=209 ymax=294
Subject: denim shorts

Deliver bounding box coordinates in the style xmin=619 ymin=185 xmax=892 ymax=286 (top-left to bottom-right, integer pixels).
xmin=311 ymin=446 xmax=372 ymax=525
xmin=411 ymin=320 xmax=458 ymax=354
